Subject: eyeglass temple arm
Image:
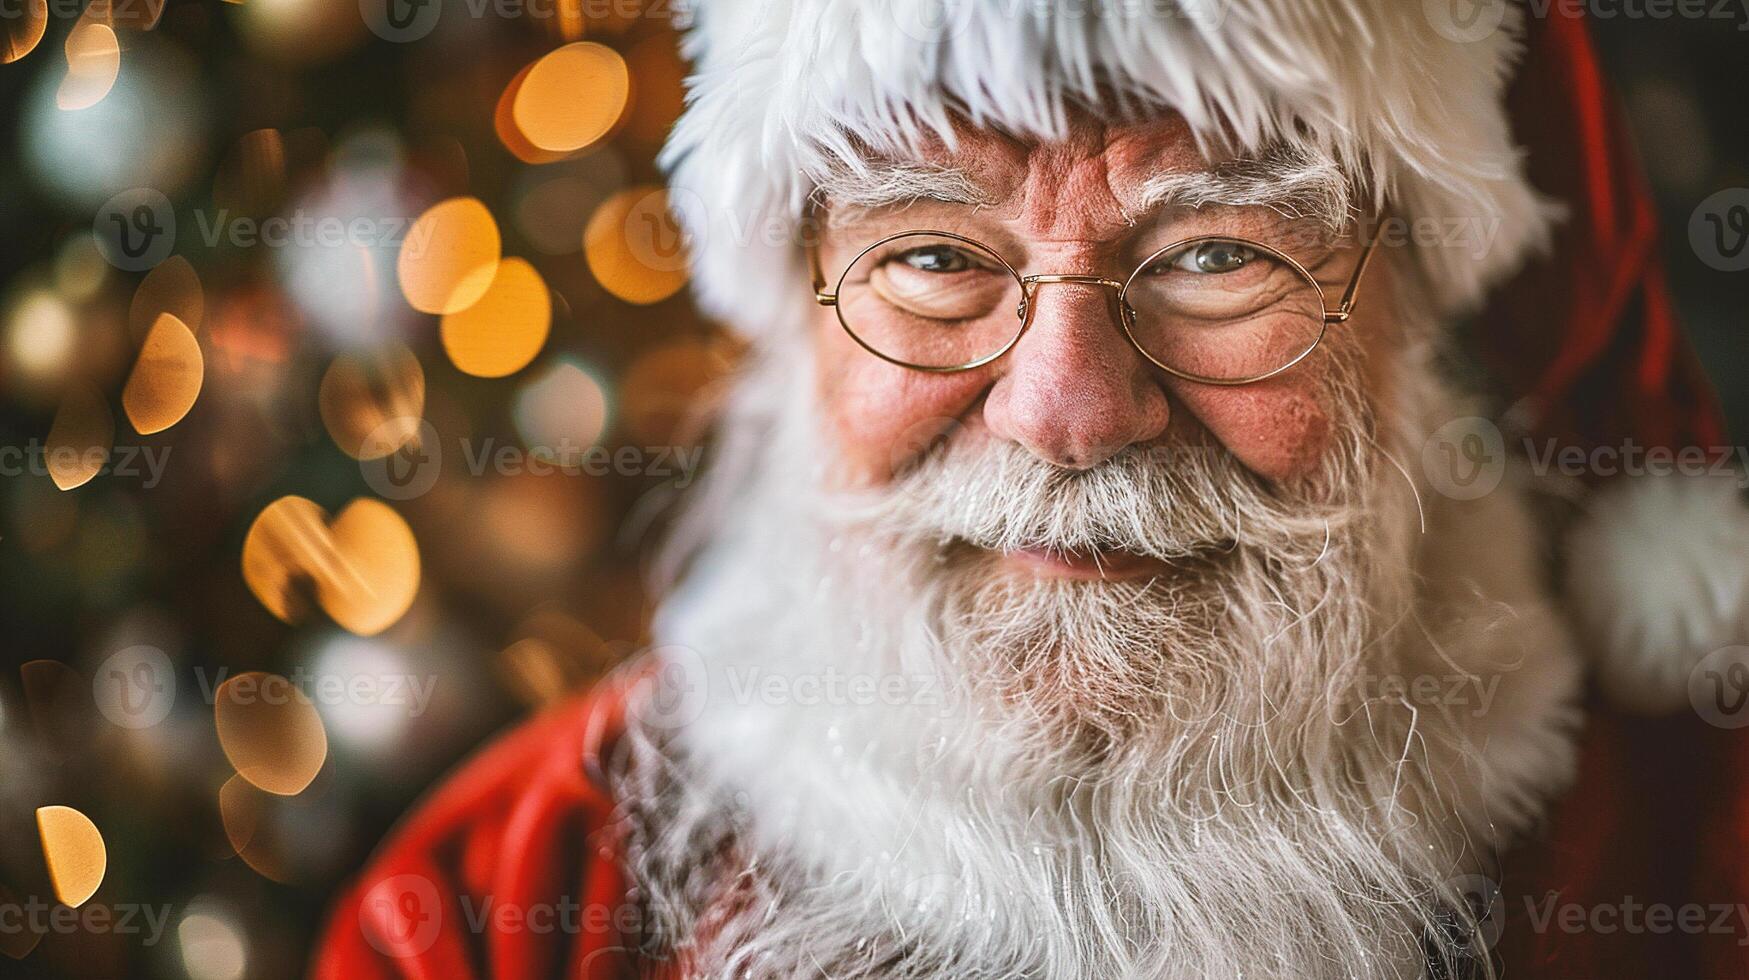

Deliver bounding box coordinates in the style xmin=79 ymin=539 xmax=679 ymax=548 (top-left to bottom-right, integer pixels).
xmin=803 ymin=202 xmax=839 ymax=305
xmin=1327 ymin=221 xmax=1385 ymax=323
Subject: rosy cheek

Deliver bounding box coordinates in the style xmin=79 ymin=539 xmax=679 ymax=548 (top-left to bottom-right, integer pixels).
xmin=815 ymin=324 xmax=990 ymax=488
xmin=1169 ymin=380 xmax=1335 ymax=482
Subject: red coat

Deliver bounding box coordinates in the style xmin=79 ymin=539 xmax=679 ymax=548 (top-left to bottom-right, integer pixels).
xmin=312 ymin=682 xmax=1749 ymax=979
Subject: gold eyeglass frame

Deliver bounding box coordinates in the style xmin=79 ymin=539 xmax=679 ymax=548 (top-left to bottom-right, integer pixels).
xmin=808 ymin=220 xmax=1384 ymax=386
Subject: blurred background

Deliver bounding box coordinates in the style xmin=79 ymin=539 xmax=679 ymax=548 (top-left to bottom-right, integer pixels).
xmin=0 ymin=2 xmax=1742 ymax=977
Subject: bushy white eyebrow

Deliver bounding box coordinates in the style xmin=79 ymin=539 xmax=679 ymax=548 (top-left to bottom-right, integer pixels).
xmin=1137 ymin=150 xmax=1355 ymax=233
xmin=811 ymin=163 xmax=992 ymax=211
xmin=813 ymin=148 xmax=1355 ymax=234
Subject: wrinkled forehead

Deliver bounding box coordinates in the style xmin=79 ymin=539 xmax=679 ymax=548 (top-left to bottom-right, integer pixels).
xmin=813 ymin=109 xmax=1356 ymax=236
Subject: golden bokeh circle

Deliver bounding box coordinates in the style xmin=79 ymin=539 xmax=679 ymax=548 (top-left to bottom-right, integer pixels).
xmin=440 ymin=257 xmax=551 ymax=378
xmin=318 ymin=345 xmax=426 ymax=460
xmin=2 ymin=0 xmax=48 ymax=66
xmin=214 ymin=671 xmax=329 ymax=796
xmin=584 ymin=186 xmax=688 ymax=305
xmin=397 ymin=197 xmax=502 ymax=315
xmin=122 ymin=313 xmax=204 ymax=435
xmin=240 ymin=496 xmax=422 ymax=636
xmin=511 ymin=42 xmax=629 ymax=155
xmin=56 ymin=20 xmax=119 ymax=111
xmin=36 ymin=805 xmax=106 ymax=908
xmin=46 ymin=381 xmax=114 ymax=491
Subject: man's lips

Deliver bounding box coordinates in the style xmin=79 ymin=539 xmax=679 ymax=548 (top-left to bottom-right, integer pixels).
xmin=996 ymin=545 xmax=1176 ymax=581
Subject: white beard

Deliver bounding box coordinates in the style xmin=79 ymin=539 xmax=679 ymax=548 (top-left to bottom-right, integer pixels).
xmin=611 ymin=322 xmax=1583 ymax=979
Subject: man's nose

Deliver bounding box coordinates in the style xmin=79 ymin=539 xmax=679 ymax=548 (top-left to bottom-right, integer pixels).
xmin=981 ymin=281 xmax=1171 ymax=470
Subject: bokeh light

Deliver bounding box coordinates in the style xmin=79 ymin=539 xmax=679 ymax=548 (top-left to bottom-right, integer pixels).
xmin=45 ymin=382 xmax=114 ymax=491
xmin=214 ymin=671 xmax=329 ymax=796
xmin=308 ymin=634 xmax=415 ymax=752
xmin=513 ymin=356 xmax=613 ymax=454
xmin=1 ymin=0 xmax=47 ymax=65
xmin=397 ymin=196 xmax=502 ymax=315
xmin=35 ymin=805 xmax=107 ymax=907
xmin=23 ymin=36 xmax=205 ymax=207
xmin=121 ymin=312 xmax=203 ymax=434
xmin=53 ymin=234 xmax=110 ymax=303
xmin=317 ymin=344 xmax=426 ymax=460
xmin=0 ymin=9 xmax=724 ymax=978
xmin=177 ymin=904 xmax=249 ymax=980
xmin=55 ymin=20 xmax=120 ymax=111
xmin=584 ymin=186 xmax=688 ymax=304
xmin=441 ymin=257 xmax=551 ymax=378
xmin=5 ymin=288 xmax=76 ymax=382
xmin=129 ymin=254 xmax=204 ymax=339
xmin=511 ymin=42 xmax=630 ymax=155
xmin=241 ymin=496 xmax=422 ymax=637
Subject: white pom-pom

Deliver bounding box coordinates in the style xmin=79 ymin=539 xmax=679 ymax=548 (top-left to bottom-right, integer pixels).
xmin=1565 ymin=472 xmax=1749 ymax=714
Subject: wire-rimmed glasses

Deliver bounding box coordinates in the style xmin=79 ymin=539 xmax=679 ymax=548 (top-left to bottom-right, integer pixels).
xmin=809 ymin=225 xmax=1383 ymax=385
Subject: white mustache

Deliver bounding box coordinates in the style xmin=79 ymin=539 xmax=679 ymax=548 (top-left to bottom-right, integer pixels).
xmin=839 ymin=435 xmax=1369 ymax=564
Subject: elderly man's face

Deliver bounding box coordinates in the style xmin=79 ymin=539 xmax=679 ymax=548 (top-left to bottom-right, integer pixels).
xmin=812 ymin=114 xmax=1395 ymax=578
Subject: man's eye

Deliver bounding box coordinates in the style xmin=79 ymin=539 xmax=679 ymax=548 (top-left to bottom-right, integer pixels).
xmin=1160 ymin=241 xmax=1257 ymax=275
xmin=896 ymin=245 xmax=978 ymax=273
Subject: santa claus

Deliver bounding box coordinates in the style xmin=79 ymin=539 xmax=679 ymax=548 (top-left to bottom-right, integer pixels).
xmin=316 ymin=1 xmax=1749 ymax=977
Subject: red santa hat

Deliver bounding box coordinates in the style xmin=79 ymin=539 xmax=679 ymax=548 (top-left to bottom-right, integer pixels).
xmin=659 ymin=0 xmax=1745 ymax=713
